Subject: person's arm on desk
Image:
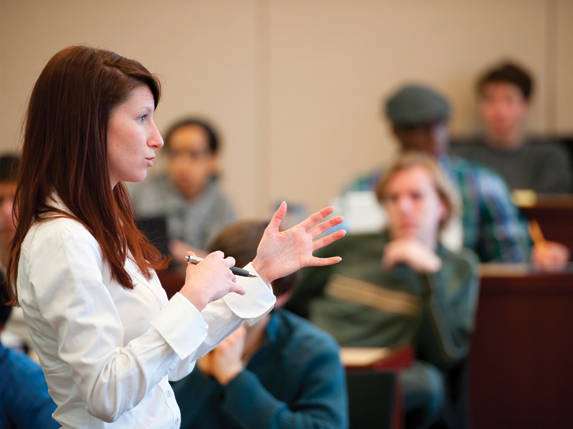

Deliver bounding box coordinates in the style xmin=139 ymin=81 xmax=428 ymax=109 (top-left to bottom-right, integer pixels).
xmin=198 ymin=327 xmax=347 ymax=429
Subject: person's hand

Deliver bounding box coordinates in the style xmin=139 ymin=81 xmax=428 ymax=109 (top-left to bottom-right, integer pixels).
xmin=168 ymin=239 xmax=207 ymax=261
xmin=531 ymin=241 xmax=570 ymax=272
xmin=382 ymin=238 xmax=442 ymax=274
xmin=210 ymin=326 xmax=247 ymax=385
xmin=196 ymin=351 xmax=214 ymax=377
xmin=179 ymin=251 xmax=246 ymax=311
xmin=251 ymin=203 xmax=346 ymax=284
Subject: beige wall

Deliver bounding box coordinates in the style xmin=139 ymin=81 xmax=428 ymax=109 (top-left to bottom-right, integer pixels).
xmin=1 ymin=0 xmax=571 ymax=218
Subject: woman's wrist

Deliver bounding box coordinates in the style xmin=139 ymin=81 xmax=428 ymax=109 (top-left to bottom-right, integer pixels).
xmin=251 ymin=258 xmax=271 ymax=284
xmin=180 ymin=285 xmax=208 ymax=312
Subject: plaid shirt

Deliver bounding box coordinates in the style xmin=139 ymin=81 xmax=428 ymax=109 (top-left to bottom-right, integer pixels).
xmin=343 ymin=155 xmax=531 ymax=262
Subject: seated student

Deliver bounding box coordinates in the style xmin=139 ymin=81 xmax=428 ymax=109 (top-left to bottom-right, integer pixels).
xmin=171 ymin=220 xmax=348 ymax=429
xmin=129 ymin=118 xmax=236 ymax=257
xmin=345 ymin=84 xmax=568 ymax=266
xmin=0 ymin=296 xmax=59 ymax=428
xmin=288 ymin=152 xmax=479 ymax=429
xmin=450 ymin=62 xmax=572 ymax=193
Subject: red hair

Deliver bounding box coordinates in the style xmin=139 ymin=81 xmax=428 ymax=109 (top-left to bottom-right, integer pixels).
xmin=6 ymin=46 xmax=169 ymax=305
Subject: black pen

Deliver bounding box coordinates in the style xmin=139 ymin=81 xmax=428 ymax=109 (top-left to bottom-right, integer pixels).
xmin=184 ymin=255 xmax=258 ymax=278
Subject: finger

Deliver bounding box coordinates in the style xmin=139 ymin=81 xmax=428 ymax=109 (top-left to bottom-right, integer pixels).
xmin=224 ymin=256 xmax=236 ymax=269
xmin=309 ymin=216 xmax=344 ymax=238
xmin=185 ymin=251 xmax=197 ymax=258
xmin=206 ymin=250 xmax=224 ymax=261
xmin=267 ymin=201 xmax=287 ymax=233
xmin=308 ymin=256 xmax=342 ymax=267
xmin=312 ymin=229 xmax=346 ymax=251
xmin=184 ymin=261 xmax=198 ymax=279
xmin=229 ymin=281 xmax=246 ymax=295
xmin=299 ymin=206 xmax=335 ymax=231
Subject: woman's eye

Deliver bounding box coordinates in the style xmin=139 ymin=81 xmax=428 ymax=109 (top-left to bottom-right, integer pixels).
xmin=138 ymin=115 xmax=147 ymax=124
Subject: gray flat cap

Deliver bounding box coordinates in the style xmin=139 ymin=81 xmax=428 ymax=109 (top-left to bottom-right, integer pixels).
xmin=385 ymin=85 xmax=452 ymax=126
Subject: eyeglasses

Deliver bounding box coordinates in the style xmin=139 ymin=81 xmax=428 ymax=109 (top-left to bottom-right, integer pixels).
xmin=168 ymin=148 xmax=212 ymax=161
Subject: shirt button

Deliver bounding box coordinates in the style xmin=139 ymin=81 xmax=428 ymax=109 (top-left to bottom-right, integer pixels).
xmin=166 ymin=390 xmax=172 ymax=397
xmin=175 ymin=418 xmax=180 ymax=426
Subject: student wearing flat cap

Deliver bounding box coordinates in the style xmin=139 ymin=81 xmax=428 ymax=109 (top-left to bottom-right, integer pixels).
xmin=345 ymin=84 xmax=568 ymax=267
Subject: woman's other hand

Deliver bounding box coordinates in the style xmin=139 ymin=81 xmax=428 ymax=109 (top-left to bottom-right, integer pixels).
xmin=252 ymin=202 xmax=346 ymax=284
xmin=179 ymin=251 xmax=246 ymax=311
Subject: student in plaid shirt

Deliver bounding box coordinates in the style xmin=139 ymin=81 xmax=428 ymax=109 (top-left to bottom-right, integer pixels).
xmin=345 ymin=85 xmax=569 ymax=266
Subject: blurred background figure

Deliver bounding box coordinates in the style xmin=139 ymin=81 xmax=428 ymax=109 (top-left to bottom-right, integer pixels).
xmin=450 ymin=62 xmax=572 ymax=193
xmin=345 ymin=84 xmax=569 ymax=267
xmin=288 ymin=152 xmax=479 ymax=429
xmin=172 ymin=220 xmax=348 ymax=429
xmin=129 ymin=118 xmax=236 ymax=259
xmin=0 ymin=155 xmax=33 ymax=353
xmin=0 ymin=155 xmax=18 ymax=271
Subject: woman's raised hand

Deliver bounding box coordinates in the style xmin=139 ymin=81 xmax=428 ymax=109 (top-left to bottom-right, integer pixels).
xmin=179 ymin=251 xmax=246 ymax=311
xmin=252 ymin=202 xmax=346 ymax=284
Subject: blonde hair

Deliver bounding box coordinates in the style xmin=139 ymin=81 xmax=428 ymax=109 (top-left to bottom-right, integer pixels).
xmin=376 ymin=151 xmax=460 ymax=232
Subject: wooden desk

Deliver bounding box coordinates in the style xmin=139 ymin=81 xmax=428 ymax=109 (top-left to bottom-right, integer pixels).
xmin=470 ymin=268 xmax=573 ymax=429
xmin=343 ymin=347 xmax=413 ymax=429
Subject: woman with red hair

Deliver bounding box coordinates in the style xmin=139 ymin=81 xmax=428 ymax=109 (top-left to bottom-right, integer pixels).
xmin=4 ymin=45 xmax=344 ymax=428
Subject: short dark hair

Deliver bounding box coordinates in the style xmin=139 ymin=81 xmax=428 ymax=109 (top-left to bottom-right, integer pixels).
xmin=0 ymin=155 xmax=19 ymax=183
xmin=477 ymin=62 xmax=533 ymax=101
xmin=207 ymin=220 xmax=299 ymax=298
xmin=163 ymin=118 xmax=220 ymax=154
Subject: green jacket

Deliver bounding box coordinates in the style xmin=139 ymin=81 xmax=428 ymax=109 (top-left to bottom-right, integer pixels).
xmin=286 ymin=232 xmax=480 ymax=370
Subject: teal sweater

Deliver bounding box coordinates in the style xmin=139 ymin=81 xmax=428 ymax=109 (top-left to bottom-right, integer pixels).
xmin=171 ymin=309 xmax=348 ymax=429
xmin=286 ymin=232 xmax=480 ymax=370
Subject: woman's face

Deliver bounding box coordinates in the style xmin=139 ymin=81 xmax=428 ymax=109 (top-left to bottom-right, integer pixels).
xmin=107 ymin=85 xmax=163 ymax=187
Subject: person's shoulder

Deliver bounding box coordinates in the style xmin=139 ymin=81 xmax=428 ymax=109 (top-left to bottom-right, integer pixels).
xmin=449 ymin=137 xmax=488 ymax=157
xmin=527 ymin=139 xmax=571 ymax=158
xmin=440 ymin=246 xmax=480 ymax=279
xmin=23 ymin=216 xmax=97 ymax=257
xmin=208 ymin=179 xmax=235 ymax=207
xmin=274 ymin=309 xmax=340 ymax=356
xmin=449 ymin=154 xmax=508 ymax=185
xmin=1 ymin=345 xmax=44 ymax=383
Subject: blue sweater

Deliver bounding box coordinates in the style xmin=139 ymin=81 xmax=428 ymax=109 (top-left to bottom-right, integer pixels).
xmin=171 ymin=309 xmax=348 ymax=429
xmin=0 ymin=343 xmax=58 ymax=429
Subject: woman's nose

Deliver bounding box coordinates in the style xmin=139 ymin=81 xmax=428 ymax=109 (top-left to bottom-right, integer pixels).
xmin=149 ymin=124 xmax=164 ymax=149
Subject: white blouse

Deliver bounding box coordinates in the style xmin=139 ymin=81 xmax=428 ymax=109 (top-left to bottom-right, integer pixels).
xmin=16 ymin=212 xmax=275 ymax=429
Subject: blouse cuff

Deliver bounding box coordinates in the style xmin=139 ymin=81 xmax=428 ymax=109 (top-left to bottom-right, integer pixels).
xmin=222 ymin=263 xmax=276 ymax=324
xmin=151 ymin=292 xmax=208 ymax=360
